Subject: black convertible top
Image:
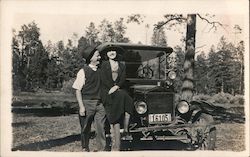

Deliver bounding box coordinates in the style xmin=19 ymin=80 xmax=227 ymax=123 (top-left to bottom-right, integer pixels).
xmin=96 ymin=42 xmax=173 ymax=53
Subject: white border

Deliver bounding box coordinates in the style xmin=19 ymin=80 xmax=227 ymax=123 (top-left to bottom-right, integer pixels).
xmin=1 ymin=0 xmax=249 ymax=157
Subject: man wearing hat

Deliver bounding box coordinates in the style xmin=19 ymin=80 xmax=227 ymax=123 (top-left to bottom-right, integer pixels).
xmin=72 ymin=46 xmax=106 ymax=152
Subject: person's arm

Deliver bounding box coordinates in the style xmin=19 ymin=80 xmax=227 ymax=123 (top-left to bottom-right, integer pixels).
xmin=76 ymin=89 xmax=85 ymax=116
xmin=72 ymin=69 xmax=86 ymax=116
xmin=108 ymin=62 xmax=126 ymax=94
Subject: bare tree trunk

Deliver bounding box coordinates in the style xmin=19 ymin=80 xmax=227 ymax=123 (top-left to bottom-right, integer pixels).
xmin=181 ymin=14 xmax=196 ymax=102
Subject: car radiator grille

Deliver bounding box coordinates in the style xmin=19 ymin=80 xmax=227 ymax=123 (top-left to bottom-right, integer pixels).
xmin=146 ymin=92 xmax=174 ymax=115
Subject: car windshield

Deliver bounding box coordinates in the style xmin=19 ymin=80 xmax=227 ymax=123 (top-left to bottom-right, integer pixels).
xmin=123 ymin=49 xmax=167 ymax=80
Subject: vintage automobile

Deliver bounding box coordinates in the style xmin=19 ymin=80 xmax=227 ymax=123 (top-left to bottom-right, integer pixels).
xmin=97 ymin=42 xmax=216 ymax=150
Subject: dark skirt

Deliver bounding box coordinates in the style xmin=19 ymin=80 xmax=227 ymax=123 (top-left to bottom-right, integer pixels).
xmin=104 ymin=89 xmax=133 ymax=124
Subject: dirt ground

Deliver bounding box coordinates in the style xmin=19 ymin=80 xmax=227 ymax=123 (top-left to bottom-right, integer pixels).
xmin=11 ymin=113 xmax=245 ymax=152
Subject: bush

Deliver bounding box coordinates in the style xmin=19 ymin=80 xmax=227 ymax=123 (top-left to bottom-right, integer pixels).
xmin=190 ymin=93 xmax=245 ymax=106
xmin=211 ymin=92 xmax=234 ymax=104
xmin=229 ymin=95 xmax=245 ymax=106
xmin=61 ymin=78 xmax=75 ymax=95
xmin=193 ymin=94 xmax=211 ymax=101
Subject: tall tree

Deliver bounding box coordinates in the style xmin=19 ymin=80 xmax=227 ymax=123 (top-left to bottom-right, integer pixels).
xmin=194 ymin=52 xmax=209 ymax=94
xmin=236 ymin=41 xmax=244 ymax=94
xmin=98 ymin=18 xmax=130 ymax=43
xmin=207 ymin=48 xmax=219 ymax=94
xmin=151 ymin=26 xmax=167 ymax=46
xmin=16 ymin=21 xmax=49 ymax=90
xmin=44 ymin=40 xmax=57 ymax=58
xmin=99 ymin=19 xmax=115 ymax=42
xmin=56 ymin=40 xmax=65 ymax=62
xmin=71 ymin=32 xmax=79 ymax=47
xmin=44 ymin=41 xmax=60 ymax=89
xmin=181 ymin=14 xmax=196 ymax=101
xmin=12 ymin=29 xmax=22 ymax=90
xmin=45 ymin=56 xmax=60 ymax=89
xmin=113 ymin=18 xmax=130 ymax=42
xmin=173 ymin=46 xmax=185 ymax=92
xmin=232 ymin=25 xmax=244 ymax=94
xmin=85 ymin=22 xmax=99 ymax=45
xmin=155 ymin=14 xmax=225 ymax=102
xmin=207 ymin=36 xmax=241 ymax=94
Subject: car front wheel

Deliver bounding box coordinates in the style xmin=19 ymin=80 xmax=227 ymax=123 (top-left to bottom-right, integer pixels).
xmin=193 ymin=113 xmax=216 ymax=150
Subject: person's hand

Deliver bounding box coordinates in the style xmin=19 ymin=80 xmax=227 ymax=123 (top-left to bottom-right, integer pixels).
xmin=79 ymin=106 xmax=86 ymax=116
xmin=108 ymin=85 xmax=119 ymax=95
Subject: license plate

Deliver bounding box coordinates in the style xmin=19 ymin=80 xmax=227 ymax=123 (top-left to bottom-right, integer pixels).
xmin=148 ymin=113 xmax=171 ymax=124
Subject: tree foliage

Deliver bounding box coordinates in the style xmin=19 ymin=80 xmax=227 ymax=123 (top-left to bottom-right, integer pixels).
xmin=194 ymin=37 xmax=245 ymax=95
xmin=12 ymin=22 xmax=49 ymax=91
xmin=85 ymin=22 xmax=99 ymax=45
xmin=12 ymin=17 xmax=244 ymax=97
xmin=98 ymin=18 xmax=129 ymax=43
xmin=113 ymin=18 xmax=130 ymax=42
xmin=99 ymin=19 xmax=115 ymax=42
xmin=151 ymin=27 xmax=167 ymax=46
xmin=173 ymin=46 xmax=185 ymax=92
xmin=153 ymin=13 xmax=238 ymax=102
xmin=12 ymin=19 xmax=131 ymax=92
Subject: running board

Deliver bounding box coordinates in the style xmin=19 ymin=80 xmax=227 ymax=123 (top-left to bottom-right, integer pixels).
xmin=121 ymin=135 xmax=188 ymax=141
xmin=140 ymin=135 xmax=188 ymax=141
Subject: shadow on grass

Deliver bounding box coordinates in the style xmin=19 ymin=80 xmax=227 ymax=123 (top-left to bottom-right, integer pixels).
xmin=12 ymin=108 xmax=77 ymax=117
xmin=12 ymin=122 xmax=33 ymax=127
xmin=12 ymin=134 xmax=80 ymax=151
xmin=213 ymin=114 xmax=245 ymax=124
xmin=121 ymin=140 xmax=189 ymax=151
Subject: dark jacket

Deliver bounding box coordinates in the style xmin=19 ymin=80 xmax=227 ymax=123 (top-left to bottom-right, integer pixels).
xmin=100 ymin=60 xmax=126 ymax=104
xmin=100 ymin=60 xmax=133 ymax=124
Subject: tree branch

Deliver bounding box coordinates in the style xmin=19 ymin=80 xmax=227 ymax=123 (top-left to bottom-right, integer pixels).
xmin=154 ymin=17 xmax=187 ymax=30
xmin=196 ymin=44 xmax=206 ymax=50
xmin=197 ymin=14 xmax=228 ymax=32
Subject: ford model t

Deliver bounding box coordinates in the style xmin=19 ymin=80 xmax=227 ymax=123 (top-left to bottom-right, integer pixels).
xmin=97 ymin=42 xmax=216 ymax=150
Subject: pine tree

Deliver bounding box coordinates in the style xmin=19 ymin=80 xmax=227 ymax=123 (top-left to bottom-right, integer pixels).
xmin=85 ymin=22 xmax=99 ymax=45
xmin=16 ymin=21 xmax=49 ymax=90
xmin=151 ymin=27 xmax=167 ymax=46
xmin=113 ymin=18 xmax=130 ymax=42
xmin=194 ymin=52 xmax=209 ymax=94
xmin=99 ymin=19 xmax=115 ymax=42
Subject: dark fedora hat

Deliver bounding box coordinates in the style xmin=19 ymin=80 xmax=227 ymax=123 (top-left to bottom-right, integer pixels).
xmin=81 ymin=45 xmax=98 ymax=63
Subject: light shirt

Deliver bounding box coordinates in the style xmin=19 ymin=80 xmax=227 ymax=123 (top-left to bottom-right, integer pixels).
xmin=72 ymin=64 xmax=98 ymax=90
xmin=109 ymin=60 xmax=119 ymax=81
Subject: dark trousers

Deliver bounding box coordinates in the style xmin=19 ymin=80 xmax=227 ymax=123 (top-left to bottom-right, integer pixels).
xmin=79 ymin=100 xmax=106 ymax=151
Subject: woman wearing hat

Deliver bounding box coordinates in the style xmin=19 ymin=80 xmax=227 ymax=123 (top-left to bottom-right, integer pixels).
xmin=100 ymin=47 xmax=133 ymax=151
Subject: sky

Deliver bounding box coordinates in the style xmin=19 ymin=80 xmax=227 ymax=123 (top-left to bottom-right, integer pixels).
xmin=7 ymin=0 xmax=247 ymax=54
xmin=12 ymin=13 xmax=245 ymax=54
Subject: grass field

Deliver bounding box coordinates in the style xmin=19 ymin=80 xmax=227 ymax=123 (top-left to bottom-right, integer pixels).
xmin=12 ymin=113 xmax=245 ymax=152
xmin=11 ymin=92 xmax=246 ymax=152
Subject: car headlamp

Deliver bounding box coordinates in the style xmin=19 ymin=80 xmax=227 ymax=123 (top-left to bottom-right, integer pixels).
xmin=135 ymin=101 xmax=147 ymax=114
xmin=177 ymin=101 xmax=189 ymax=114
xmin=168 ymin=71 xmax=176 ymax=80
